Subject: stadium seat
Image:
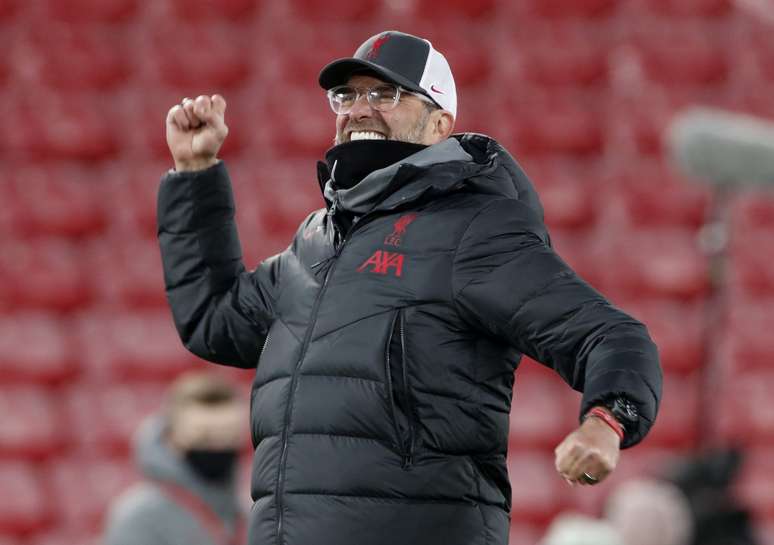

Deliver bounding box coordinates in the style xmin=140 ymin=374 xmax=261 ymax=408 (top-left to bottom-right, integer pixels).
xmin=729 ymin=190 xmax=774 ymax=232
xmin=83 ymin=237 xmax=167 ymax=309
xmin=520 ymin=0 xmax=619 ymax=19
xmin=644 ymin=373 xmax=700 ymax=449
xmin=508 ymin=522 xmax=542 ymax=545
xmin=0 ymin=239 xmax=91 ymax=312
xmin=287 ymin=0 xmax=383 ymax=21
xmin=595 ymin=228 xmax=710 ymax=301
xmin=634 ymin=0 xmax=732 ymax=17
xmin=715 ymin=371 xmax=774 ymax=446
xmin=64 ymin=381 xmax=168 ymax=456
xmin=0 ymin=0 xmax=19 ymax=21
xmin=720 ymin=298 xmax=774 ymax=372
xmin=617 ymin=299 xmax=705 ymax=375
xmin=0 ymin=386 xmax=67 ymax=459
xmin=550 ymin=230 xmax=606 ymax=291
xmin=0 ymin=314 xmax=77 ymax=385
xmin=4 ymin=92 xmax=118 ymax=161
xmin=510 ymin=363 xmax=578 ymax=450
xmin=142 ymin=25 xmax=252 ymax=91
xmin=508 ymin=451 xmax=567 ymax=524
xmin=504 ymin=90 xmax=605 ymax=157
xmin=19 ymin=25 xmax=131 ymax=91
xmin=3 ymin=164 xmax=107 ymax=238
xmin=632 ymin=25 xmax=730 ymax=85
xmin=264 ymin=88 xmax=334 ymax=159
xmin=526 ymin=161 xmax=599 ymax=230
xmin=607 ymin=163 xmax=711 ymax=229
xmin=46 ymin=456 xmax=138 ymax=532
xmin=510 ymin=23 xmax=611 ymax=88
xmin=29 ymin=531 xmax=100 ymax=545
xmin=100 ymin=160 xmax=167 ymax=238
xmin=73 ymin=310 xmax=201 ymax=383
xmin=728 ymin=230 xmax=774 ymax=296
xmin=0 ymin=462 xmax=52 ymax=536
xmin=407 ymin=0 xmax=496 ymax=19
xmin=44 ymin=0 xmax=138 ymax=22
xmin=163 ymin=0 xmax=260 ymax=21
xmin=736 ymin=448 xmax=774 ymax=522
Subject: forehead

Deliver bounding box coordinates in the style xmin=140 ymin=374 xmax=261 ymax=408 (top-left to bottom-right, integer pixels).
xmin=345 ymin=74 xmax=391 ymax=88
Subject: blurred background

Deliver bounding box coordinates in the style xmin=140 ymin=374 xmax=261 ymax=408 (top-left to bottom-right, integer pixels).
xmin=1 ymin=0 xmax=774 ymax=544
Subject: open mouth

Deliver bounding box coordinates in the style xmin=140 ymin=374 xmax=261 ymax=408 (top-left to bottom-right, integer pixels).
xmin=348 ymin=130 xmax=387 ymax=141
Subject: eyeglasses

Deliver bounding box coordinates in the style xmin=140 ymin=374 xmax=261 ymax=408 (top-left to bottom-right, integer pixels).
xmin=326 ymin=83 xmax=437 ymax=115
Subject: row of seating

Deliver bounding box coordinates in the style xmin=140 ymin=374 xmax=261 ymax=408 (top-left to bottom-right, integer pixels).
xmin=0 ymin=0 xmax=742 ymax=24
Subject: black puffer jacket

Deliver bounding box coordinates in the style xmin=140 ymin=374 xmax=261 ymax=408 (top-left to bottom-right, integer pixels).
xmin=157 ymin=134 xmax=662 ymax=545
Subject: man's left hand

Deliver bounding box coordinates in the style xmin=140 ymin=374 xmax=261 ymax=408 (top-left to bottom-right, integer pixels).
xmin=554 ymin=411 xmax=621 ymax=486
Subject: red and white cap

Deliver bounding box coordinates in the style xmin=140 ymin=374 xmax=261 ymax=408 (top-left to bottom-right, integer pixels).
xmin=319 ymin=31 xmax=457 ymax=119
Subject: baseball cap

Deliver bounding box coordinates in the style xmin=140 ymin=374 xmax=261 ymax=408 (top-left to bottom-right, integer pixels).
xmin=319 ymin=30 xmax=457 ymax=118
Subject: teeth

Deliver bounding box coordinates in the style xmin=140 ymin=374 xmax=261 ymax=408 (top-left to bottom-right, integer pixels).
xmin=349 ymin=131 xmax=386 ymax=141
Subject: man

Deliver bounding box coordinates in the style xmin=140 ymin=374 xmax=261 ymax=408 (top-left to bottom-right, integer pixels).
xmin=157 ymin=31 xmax=662 ymax=545
xmin=104 ymin=372 xmax=246 ymax=545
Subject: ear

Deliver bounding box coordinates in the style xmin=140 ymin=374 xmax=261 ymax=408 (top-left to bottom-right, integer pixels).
xmin=433 ymin=110 xmax=455 ymax=141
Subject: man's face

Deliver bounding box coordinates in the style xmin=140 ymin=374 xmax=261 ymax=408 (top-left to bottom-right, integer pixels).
xmin=334 ymin=74 xmax=438 ymax=146
xmin=167 ymin=400 xmax=244 ymax=452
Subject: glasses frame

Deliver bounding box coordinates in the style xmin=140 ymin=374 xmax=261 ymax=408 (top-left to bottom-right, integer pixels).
xmin=326 ymin=83 xmax=438 ymax=115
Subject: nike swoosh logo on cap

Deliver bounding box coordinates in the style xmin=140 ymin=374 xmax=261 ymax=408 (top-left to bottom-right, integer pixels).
xmin=430 ymin=85 xmax=444 ymax=94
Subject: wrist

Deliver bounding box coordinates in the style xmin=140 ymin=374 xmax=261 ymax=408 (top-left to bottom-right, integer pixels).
xmin=174 ymin=157 xmax=219 ymax=172
xmin=584 ymin=406 xmax=624 ymax=443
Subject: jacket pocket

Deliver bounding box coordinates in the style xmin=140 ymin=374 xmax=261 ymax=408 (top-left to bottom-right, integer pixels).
xmin=385 ymin=309 xmax=416 ymax=469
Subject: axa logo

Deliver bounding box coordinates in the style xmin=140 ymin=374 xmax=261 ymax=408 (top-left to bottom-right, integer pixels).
xmin=384 ymin=213 xmax=417 ymax=247
xmin=357 ymin=250 xmax=405 ymax=277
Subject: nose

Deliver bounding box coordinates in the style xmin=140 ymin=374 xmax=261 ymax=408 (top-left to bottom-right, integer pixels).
xmin=348 ymin=92 xmax=374 ymax=120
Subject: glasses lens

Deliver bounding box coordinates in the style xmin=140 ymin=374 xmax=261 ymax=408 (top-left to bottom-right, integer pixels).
xmin=328 ymin=86 xmax=357 ymax=114
xmin=368 ymin=84 xmax=400 ymax=111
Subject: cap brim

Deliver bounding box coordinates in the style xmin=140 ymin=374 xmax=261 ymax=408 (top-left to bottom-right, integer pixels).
xmin=319 ymin=58 xmax=427 ymax=97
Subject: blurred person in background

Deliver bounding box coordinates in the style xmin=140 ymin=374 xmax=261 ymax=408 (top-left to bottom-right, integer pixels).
xmin=157 ymin=30 xmax=662 ymax=545
xmin=103 ymin=372 xmax=246 ymax=545
xmin=606 ymin=478 xmax=693 ymax=545
xmin=540 ymin=513 xmax=623 ymax=545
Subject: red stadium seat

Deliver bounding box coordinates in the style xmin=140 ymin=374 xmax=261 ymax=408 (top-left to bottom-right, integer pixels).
xmin=29 ymin=531 xmax=100 ymax=545
xmin=0 ymin=239 xmax=91 ymax=312
xmin=409 ymin=0 xmax=496 ymax=19
xmin=520 ymin=0 xmax=619 ymax=19
xmin=287 ymin=0 xmax=383 ymax=21
xmin=618 ymin=299 xmax=705 ymax=375
xmin=46 ymin=456 xmax=138 ymax=532
xmin=163 ymin=0 xmax=260 ymax=21
xmin=83 ymin=237 xmax=167 ymax=309
xmin=100 ymin=160 xmax=167 ymax=238
xmin=720 ymin=299 xmax=774 ymax=372
xmin=595 ymin=228 xmax=710 ymax=301
xmin=508 ymin=522 xmax=542 ymax=545
xmin=508 ymin=451 xmax=567 ymax=524
xmin=0 ymin=386 xmax=67 ymax=459
xmin=44 ymin=0 xmax=138 ymax=22
xmin=18 ymin=25 xmax=131 ymax=91
xmin=632 ymin=25 xmax=730 ymax=85
xmin=736 ymin=448 xmax=774 ymax=522
xmin=527 ymin=161 xmax=599 ymax=230
xmin=4 ymin=92 xmax=118 ymax=161
xmin=0 ymin=462 xmax=52 ymax=536
xmin=634 ymin=0 xmax=732 ymax=17
xmin=142 ymin=25 xmax=252 ymax=91
xmin=74 ymin=311 xmax=201 ymax=383
xmin=64 ymin=382 xmax=167 ymax=455
xmin=728 ymin=230 xmax=774 ymax=296
xmin=510 ymin=23 xmax=611 ymax=88
xmin=0 ymin=314 xmax=77 ymax=385
xmin=716 ymin=371 xmax=774 ymax=446
xmin=607 ymin=163 xmax=712 ymax=229
xmin=264 ymin=88 xmax=333 ymax=159
xmin=505 ymin=91 xmax=605 ymax=157
xmin=510 ymin=363 xmax=578 ymax=450
xmin=0 ymin=0 xmax=19 ymax=21
xmin=644 ymin=373 xmax=700 ymax=449
xmin=729 ymin=190 xmax=774 ymax=232
xmin=550 ymin=230 xmax=606 ymax=291
xmin=3 ymin=164 xmax=107 ymax=238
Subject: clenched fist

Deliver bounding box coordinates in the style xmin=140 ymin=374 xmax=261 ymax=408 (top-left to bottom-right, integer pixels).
xmin=554 ymin=409 xmax=621 ymax=486
xmin=166 ymin=94 xmax=228 ymax=172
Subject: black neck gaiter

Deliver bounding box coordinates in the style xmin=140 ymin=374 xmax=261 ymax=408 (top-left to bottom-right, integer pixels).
xmin=324 ymin=140 xmax=428 ymax=190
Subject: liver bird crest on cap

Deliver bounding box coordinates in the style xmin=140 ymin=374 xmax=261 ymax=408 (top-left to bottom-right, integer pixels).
xmin=366 ymin=33 xmax=391 ymax=60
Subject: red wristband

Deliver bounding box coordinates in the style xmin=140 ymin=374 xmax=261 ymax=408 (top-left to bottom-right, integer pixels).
xmin=585 ymin=406 xmax=624 ymax=442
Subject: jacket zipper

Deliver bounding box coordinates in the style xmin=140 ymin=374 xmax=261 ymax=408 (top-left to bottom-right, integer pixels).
xmin=274 ymin=213 xmax=376 ymax=545
xmin=384 ymin=309 xmax=416 ymax=469
xmin=398 ymin=311 xmax=416 ymax=468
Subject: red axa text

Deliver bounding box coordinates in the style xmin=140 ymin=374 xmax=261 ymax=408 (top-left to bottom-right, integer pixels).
xmin=356 ymin=250 xmax=405 ymax=277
